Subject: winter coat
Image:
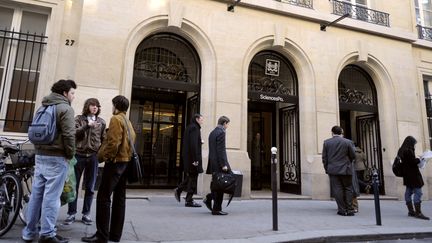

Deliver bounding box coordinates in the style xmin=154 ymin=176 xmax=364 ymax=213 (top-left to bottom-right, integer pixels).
xmin=206 ymin=125 xmax=231 ymax=174
xmin=181 ymin=120 xmax=203 ymax=174
xmin=75 ymin=115 xmax=106 ymax=155
xmin=98 ymin=112 xmax=135 ymax=163
xmin=34 ymin=93 xmax=75 ymax=160
xmin=322 ymin=135 xmax=355 ymax=175
xmin=400 ymin=147 xmax=424 ymax=188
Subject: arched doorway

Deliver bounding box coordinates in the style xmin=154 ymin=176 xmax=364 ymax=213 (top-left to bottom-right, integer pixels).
xmin=130 ymin=33 xmax=201 ymax=188
xmin=247 ymin=51 xmax=300 ymax=194
xmin=338 ymin=64 xmax=384 ymax=194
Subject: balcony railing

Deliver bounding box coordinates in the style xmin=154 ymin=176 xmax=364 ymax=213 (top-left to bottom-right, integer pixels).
xmin=275 ymin=0 xmax=313 ymax=9
xmin=332 ymin=0 xmax=390 ymax=27
xmin=417 ymin=25 xmax=432 ymax=42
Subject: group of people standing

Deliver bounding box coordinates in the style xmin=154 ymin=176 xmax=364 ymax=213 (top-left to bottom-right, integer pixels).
xmin=21 ymin=79 xmax=137 ymax=243
xmin=322 ymin=125 xmax=429 ymax=220
xmin=174 ymin=115 xmax=232 ymax=215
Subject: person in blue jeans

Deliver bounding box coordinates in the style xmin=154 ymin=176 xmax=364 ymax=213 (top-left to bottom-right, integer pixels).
xmin=22 ymin=79 xmax=77 ymax=243
xmin=398 ymin=136 xmax=429 ymax=220
xmin=64 ymin=98 xmax=106 ymax=226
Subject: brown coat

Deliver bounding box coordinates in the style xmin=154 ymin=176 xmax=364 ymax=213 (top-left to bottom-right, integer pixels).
xmin=97 ymin=112 xmax=136 ymax=163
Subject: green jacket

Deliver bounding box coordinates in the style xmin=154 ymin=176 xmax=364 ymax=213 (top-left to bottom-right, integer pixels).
xmin=34 ymin=93 xmax=76 ymax=160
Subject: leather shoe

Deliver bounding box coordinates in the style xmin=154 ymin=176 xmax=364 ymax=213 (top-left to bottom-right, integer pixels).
xmin=185 ymin=201 xmax=202 ymax=207
xmin=38 ymin=234 xmax=69 ymax=243
xmin=203 ymin=193 xmax=212 ymax=212
xmin=337 ymin=211 xmax=354 ymax=216
xmin=212 ymin=211 xmax=228 ymax=215
xmin=174 ymin=188 xmax=181 ymax=202
xmin=81 ymin=234 xmax=106 ymax=243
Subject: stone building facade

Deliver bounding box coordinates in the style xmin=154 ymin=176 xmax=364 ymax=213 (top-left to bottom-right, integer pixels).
xmin=1 ymin=0 xmax=432 ymax=200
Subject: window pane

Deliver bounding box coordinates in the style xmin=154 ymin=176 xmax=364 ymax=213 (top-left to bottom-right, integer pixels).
xmin=20 ymin=11 xmax=47 ymax=34
xmin=422 ymin=0 xmax=432 ymax=11
xmin=356 ymin=0 xmax=367 ymax=6
xmin=3 ymin=101 xmax=34 ymax=133
xmin=0 ymin=7 xmax=13 ymax=30
xmin=417 ymin=9 xmax=422 ymax=24
xmin=424 ymin=10 xmax=432 ymax=26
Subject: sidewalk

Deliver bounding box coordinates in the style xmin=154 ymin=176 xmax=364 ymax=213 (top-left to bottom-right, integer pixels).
xmin=3 ymin=193 xmax=432 ymax=242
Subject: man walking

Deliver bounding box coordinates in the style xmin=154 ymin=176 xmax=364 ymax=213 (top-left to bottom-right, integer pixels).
xmin=204 ymin=116 xmax=231 ymax=215
xmin=322 ymin=125 xmax=355 ymax=216
xmin=22 ymin=79 xmax=77 ymax=243
xmin=174 ymin=113 xmax=204 ymax=207
xmin=64 ymin=98 xmax=106 ymax=225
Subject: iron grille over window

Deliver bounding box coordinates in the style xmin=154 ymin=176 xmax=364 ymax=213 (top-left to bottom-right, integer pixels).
xmin=332 ymin=0 xmax=390 ymax=27
xmin=0 ymin=29 xmax=47 ymax=133
xmin=274 ymin=0 xmax=313 ymax=9
xmin=417 ymin=25 xmax=432 ymax=41
xmin=423 ymin=80 xmax=432 ymax=149
xmin=134 ymin=34 xmax=200 ymax=85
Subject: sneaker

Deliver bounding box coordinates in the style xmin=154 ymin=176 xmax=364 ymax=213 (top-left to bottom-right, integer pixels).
xmin=82 ymin=215 xmax=93 ymax=225
xmin=63 ymin=214 xmax=75 ymax=225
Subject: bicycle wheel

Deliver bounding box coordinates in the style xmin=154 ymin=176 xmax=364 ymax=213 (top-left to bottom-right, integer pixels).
xmin=19 ymin=169 xmax=33 ymax=225
xmin=0 ymin=173 xmax=23 ymax=237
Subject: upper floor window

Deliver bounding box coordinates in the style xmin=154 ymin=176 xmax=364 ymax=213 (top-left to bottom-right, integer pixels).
xmin=0 ymin=5 xmax=48 ymax=133
xmin=344 ymin=0 xmax=368 ymax=7
xmin=416 ymin=0 xmax=432 ymax=27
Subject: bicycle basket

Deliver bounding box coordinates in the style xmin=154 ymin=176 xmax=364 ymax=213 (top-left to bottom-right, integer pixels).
xmin=10 ymin=150 xmax=35 ymax=168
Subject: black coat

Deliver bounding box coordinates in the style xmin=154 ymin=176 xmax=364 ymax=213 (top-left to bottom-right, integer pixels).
xmin=206 ymin=125 xmax=231 ymax=174
xmin=181 ymin=120 xmax=203 ymax=174
xmin=400 ymin=148 xmax=424 ymax=188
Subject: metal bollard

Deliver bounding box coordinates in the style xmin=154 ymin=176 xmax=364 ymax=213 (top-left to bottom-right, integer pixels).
xmin=271 ymin=147 xmax=278 ymax=231
xmin=372 ymin=169 xmax=382 ymax=226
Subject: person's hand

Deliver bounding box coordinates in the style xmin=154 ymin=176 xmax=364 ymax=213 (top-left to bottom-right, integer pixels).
xmin=222 ymin=166 xmax=228 ymax=172
xmin=88 ymin=120 xmax=96 ymax=127
xmin=192 ymin=161 xmax=199 ymax=166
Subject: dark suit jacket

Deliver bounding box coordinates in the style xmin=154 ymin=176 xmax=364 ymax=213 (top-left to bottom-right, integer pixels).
xmin=206 ymin=125 xmax=231 ymax=174
xmin=322 ymin=135 xmax=355 ymax=175
xmin=181 ymin=120 xmax=203 ymax=174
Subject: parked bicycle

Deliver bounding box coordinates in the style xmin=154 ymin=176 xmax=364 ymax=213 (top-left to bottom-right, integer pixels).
xmin=0 ymin=137 xmax=34 ymax=237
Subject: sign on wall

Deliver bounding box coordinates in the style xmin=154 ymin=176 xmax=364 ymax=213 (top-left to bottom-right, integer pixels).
xmin=265 ymin=59 xmax=280 ymax=76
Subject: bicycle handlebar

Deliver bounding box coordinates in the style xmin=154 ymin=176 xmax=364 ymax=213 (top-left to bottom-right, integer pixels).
xmin=0 ymin=137 xmax=30 ymax=147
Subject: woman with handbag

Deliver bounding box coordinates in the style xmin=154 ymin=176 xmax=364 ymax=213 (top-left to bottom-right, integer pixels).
xmin=82 ymin=95 xmax=136 ymax=243
xmin=204 ymin=116 xmax=231 ymax=216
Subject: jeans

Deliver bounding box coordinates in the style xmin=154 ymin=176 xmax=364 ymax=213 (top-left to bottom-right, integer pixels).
xmin=22 ymin=155 xmax=68 ymax=239
xmin=67 ymin=153 xmax=98 ymax=216
xmin=95 ymin=162 xmax=128 ymax=242
xmin=177 ymin=173 xmax=198 ymax=203
xmin=405 ymin=186 xmax=423 ymax=204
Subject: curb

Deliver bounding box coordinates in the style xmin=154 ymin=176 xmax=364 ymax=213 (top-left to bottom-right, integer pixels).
xmin=286 ymin=232 xmax=432 ymax=242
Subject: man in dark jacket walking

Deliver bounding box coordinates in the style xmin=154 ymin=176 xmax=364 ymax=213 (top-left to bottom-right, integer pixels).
xmin=322 ymin=126 xmax=356 ymax=216
xmin=203 ymin=116 xmax=231 ymax=215
xmin=174 ymin=113 xmax=204 ymax=207
xmin=22 ymin=79 xmax=77 ymax=243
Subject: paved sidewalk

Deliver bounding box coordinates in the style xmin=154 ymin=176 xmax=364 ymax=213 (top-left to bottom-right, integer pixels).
xmin=3 ymin=195 xmax=432 ymax=242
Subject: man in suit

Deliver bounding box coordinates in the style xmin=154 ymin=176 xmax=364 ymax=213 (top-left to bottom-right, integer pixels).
xmin=322 ymin=126 xmax=356 ymax=216
xmin=203 ymin=116 xmax=231 ymax=215
xmin=174 ymin=113 xmax=204 ymax=207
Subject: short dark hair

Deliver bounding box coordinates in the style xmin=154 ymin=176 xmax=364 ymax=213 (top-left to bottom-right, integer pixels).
xmin=112 ymin=95 xmax=129 ymax=112
xmin=191 ymin=113 xmax=202 ymax=123
xmin=51 ymin=79 xmax=77 ymax=95
xmin=82 ymin=98 xmax=101 ymax=116
xmin=331 ymin=125 xmax=343 ymax=135
xmin=217 ymin=116 xmax=230 ymax=126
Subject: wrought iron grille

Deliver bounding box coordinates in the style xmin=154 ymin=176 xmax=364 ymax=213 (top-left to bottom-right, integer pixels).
xmin=423 ymin=81 xmax=432 ymax=148
xmin=332 ymin=0 xmax=390 ymax=27
xmin=281 ymin=106 xmax=300 ymax=188
xmin=248 ymin=76 xmax=292 ymax=95
xmin=338 ymin=88 xmax=373 ymax=105
xmin=417 ymin=25 xmax=432 ymax=42
xmin=338 ymin=65 xmax=377 ymax=107
xmin=275 ymin=0 xmax=313 ymax=9
xmin=0 ymin=29 xmax=47 ymax=133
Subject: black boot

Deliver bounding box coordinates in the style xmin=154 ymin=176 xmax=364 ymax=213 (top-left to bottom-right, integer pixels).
xmin=406 ymin=202 xmax=416 ymax=217
xmin=414 ymin=202 xmax=430 ymax=220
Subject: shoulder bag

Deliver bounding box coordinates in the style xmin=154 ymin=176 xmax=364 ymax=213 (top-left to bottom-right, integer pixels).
xmin=122 ymin=116 xmax=143 ymax=183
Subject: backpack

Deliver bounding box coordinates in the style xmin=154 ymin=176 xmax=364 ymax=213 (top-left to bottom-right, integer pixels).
xmin=28 ymin=105 xmax=57 ymax=145
xmin=392 ymin=155 xmax=404 ymax=177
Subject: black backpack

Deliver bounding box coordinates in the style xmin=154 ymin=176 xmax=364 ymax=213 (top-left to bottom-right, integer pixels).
xmin=392 ymin=155 xmax=403 ymax=177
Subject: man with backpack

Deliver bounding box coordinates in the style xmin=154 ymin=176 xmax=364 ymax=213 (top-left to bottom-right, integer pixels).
xmin=22 ymin=79 xmax=77 ymax=243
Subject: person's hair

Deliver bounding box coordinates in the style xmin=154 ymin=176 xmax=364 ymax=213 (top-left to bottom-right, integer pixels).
xmin=191 ymin=113 xmax=202 ymax=124
xmin=112 ymin=95 xmax=129 ymax=112
xmin=331 ymin=125 xmax=343 ymax=135
xmin=217 ymin=116 xmax=230 ymax=126
xmin=51 ymin=79 xmax=77 ymax=95
xmin=398 ymin=135 xmax=417 ymax=157
xmin=82 ymin=98 xmax=101 ymax=116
